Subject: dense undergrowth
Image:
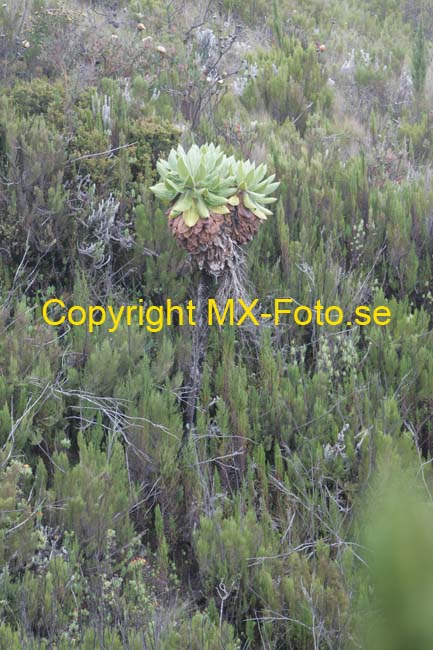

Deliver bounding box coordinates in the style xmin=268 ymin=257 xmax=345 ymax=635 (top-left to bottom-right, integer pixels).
xmin=1 ymin=0 xmax=433 ymax=648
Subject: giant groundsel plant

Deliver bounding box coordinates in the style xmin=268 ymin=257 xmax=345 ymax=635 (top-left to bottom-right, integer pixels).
xmin=151 ymin=143 xmax=279 ymax=272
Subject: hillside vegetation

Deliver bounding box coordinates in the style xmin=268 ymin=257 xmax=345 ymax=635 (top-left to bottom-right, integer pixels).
xmin=1 ymin=0 xmax=433 ymax=648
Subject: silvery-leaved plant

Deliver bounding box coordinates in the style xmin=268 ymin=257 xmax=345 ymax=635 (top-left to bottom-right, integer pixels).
xmin=150 ymin=143 xmax=280 ymax=230
xmin=150 ymin=143 xmax=236 ymax=226
xmin=228 ymin=159 xmax=280 ymax=220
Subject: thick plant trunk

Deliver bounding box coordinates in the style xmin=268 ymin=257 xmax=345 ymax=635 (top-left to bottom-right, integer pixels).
xmin=181 ymin=270 xmax=215 ymax=448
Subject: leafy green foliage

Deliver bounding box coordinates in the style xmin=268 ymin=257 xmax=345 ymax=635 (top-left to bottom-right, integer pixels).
xmin=150 ymin=143 xmax=280 ymax=226
xmin=412 ymin=23 xmax=427 ymax=96
xmin=150 ymin=143 xmax=236 ymax=225
xmin=1 ymin=0 xmax=433 ymax=647
xmin=230 ymin=158 xmax=280 ymax=219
